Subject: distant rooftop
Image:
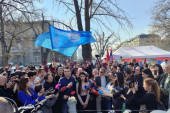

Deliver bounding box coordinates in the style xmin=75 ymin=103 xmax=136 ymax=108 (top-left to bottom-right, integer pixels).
xmin=138 ymin=34 xmax=159 ymax=38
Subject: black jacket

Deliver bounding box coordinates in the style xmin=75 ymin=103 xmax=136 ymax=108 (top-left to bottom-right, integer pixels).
xmin=0 ymin=86 xmax=13 ymax=98
xmin=85 ymin=64 xmax=93 ymax=79
xmin=129 ymin=92 xmax=158 ymax=112
xmin=44 ymin=81 xmax=56 ymax=93
xmin=95 ymin=75 xmax=109 ymax=88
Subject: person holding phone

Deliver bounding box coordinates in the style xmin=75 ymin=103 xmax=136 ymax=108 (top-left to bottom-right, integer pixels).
xmin=130 ymin=78 xmax=160 ymax=112
xmin=0 ymin=75 xmax=13 ymax=98
xmin=34 ymin=84 xmax=58 ymax=113
xmin=44 ymin=73 xmax=56 ymax=95
xmin=18 ymin=77 xmax=52 ymax=106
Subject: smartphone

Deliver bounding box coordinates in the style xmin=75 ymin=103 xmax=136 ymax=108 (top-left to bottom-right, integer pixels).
xmin=154 ymin=70 xmax=157 ymax=75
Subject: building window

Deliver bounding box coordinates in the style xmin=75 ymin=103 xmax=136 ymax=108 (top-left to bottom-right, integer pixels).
xmin=146 ymin=41 xmax=149 ymax=43
xmin=35 ymin=56 xmax=40 ymax=62
xmin=152 ymin=41 xmax=155 ymax=43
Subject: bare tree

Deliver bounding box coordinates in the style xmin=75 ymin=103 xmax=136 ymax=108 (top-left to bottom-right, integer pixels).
xmin=93 ymin=30 xmax=120 ymax=57
xmin=55 ymin=0 xmax=132 ymax=61
xmin=150 ymin=0 xmax=170 ymax=38
xmin=0 ymin=0 xmax=41 ymax=66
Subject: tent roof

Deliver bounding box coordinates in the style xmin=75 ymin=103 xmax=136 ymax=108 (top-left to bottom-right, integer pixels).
xmin=113 ymin=45 xmax=170 ymax=59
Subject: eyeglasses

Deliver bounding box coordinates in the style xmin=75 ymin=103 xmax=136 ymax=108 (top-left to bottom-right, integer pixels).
xmin=64 ymin=71 xmax=70 ymax=72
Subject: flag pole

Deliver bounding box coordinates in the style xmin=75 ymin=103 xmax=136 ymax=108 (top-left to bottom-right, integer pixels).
xmin=52 ymin=50 xmax=55 ymax=62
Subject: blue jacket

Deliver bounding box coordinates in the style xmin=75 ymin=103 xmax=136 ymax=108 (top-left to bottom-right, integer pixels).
xmin=59 ymin=76 xmax=76 ymax=97
xmin=18 ymin=88 xmax=45 ymax=105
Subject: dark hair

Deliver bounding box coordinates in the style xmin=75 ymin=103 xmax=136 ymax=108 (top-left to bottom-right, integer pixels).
xmin=19 ymin=77 xmax=32 ymax=94
xmin=34 ymin=84 xmax=43 ymax=94
xmin=144 ymin=63 xmax=148 ymax=68
xmin=64 ymin=66 xmax=70 ymax=70
xmin=142 ymin=68 xmax=154 ymax=79
xmin=137 ymin=66 xmax=144 ymax=72
xmin=117 ymin=65 xmax=124 ymax=73
xmin=113 ymin=66 xmax=117 ymax=69
xmin=124 ymin=68 xmax=131 ymax=75
xmin=115 ymin=72 xmax=124 ymax=88
xmin=78 ymin=72 xmax=87 ymax=95
xmin=44 ymin=73 xmax=51 ymax=81
xmin=132 ymin=58 xmax=136 ymax=62
xmin=155 ymin=64 xmax=164 ymax=75
xmin=28 ymin=72 xmax=36 ymax=78
xmin=38 ymin=68 xmax=44 ymax=74
xmin=128 ymin=63 xmax=134 ymax=67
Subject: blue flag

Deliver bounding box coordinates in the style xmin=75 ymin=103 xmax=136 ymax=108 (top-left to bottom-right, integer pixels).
xmin=49 ymin=25 xmax=96 ymax=48
xmin=35 ymin=32 xmax=78 ymax=56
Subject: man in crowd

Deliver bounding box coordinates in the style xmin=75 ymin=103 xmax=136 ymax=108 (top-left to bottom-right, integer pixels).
xmin=59 ymin=66 xmax=76 ymax=113
xmin=161 ymin=59 xmax=169 ymax=71
xmin=95 ymin=67 xmax=109 ymax=112
xmin=160 ymin=64 xmax=170 ymax=108
xmin=128 ymin=63 xmax=135 ymax=74
xmin=0 ymin=75 xmax=13 ymax=98
xmin=44 ymin=73 xmax=56 ymax=94
xmin=131 ymin=58 xmax=139 ymax=68
xmin=34 ymin=68 xmax=46 ymax=85
xmin=92 ymin=69 xmax=99 ymax=78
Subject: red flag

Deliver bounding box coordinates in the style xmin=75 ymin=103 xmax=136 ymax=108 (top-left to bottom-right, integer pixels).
xmin=110 ymin=48 xmax=113 ymax=61
xmin=144 ymin=58 xmax=146 ymax=63
xmin=106 ymin=47 xmax=110 ymax=63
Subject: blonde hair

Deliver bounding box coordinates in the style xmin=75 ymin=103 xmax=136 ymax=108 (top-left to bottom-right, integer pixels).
xmin=144 ymin=78 xmax=160 ymax=102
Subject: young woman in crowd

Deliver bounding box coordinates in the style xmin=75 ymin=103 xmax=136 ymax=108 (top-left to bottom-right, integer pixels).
xmin=76 ymin=72 xmax=90 ymax=112
xmin=34 ymin=84 xmax=58 ymax=113
xmin=27 ymin=72 xmax=37 ymax=89
xmin=114 ymin=72 xmax=124 ymax=90
xmin=130 ymin=78 xmax=160 ymax=112
xmin=142 ymin=68 xmax=154 ymax=79
xmin=54 ymin=66 xmax=64 ymax=83
xmin=154 ymin=64 xmax=164 ymax=84
xmin=17 ymin=77 xmax=53 ymax=106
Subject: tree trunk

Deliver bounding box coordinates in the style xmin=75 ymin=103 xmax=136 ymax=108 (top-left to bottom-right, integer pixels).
xmin=73 ymin=0 xmax=92 ymax=62
xmin=0 ymin=2 xmax=9 ymax=66
xmin=73 ymin=0 xmax=83 ymax=31
xmin=83 ymin=0 xmax=92 ymax=61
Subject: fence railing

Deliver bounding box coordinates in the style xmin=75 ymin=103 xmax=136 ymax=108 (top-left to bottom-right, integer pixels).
xmin=77 ymin=109 xmax=166 ymax=113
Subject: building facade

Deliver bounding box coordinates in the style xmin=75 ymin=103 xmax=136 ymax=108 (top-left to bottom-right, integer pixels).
xmin=1 ymin=21 xmax=77 ymax=66
xmin=121 ymin=34 xmax=161 ymax=47
xmin=119 ymin=34 xmax=169 ymax=51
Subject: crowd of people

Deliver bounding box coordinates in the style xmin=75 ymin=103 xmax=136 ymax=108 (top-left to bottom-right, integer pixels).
xmin=0 ymin=58 xmax=169 ymax=113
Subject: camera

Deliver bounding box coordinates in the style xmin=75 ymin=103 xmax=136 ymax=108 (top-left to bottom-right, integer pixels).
xmin=10 ymin=79 xmax=20 ymax=84
xmin=126 ymin=80 xmax=135 ymax=88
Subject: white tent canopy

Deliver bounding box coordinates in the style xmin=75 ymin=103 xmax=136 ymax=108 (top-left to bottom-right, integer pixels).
xmin=113 ymin=45 xmax=170 ymax=59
